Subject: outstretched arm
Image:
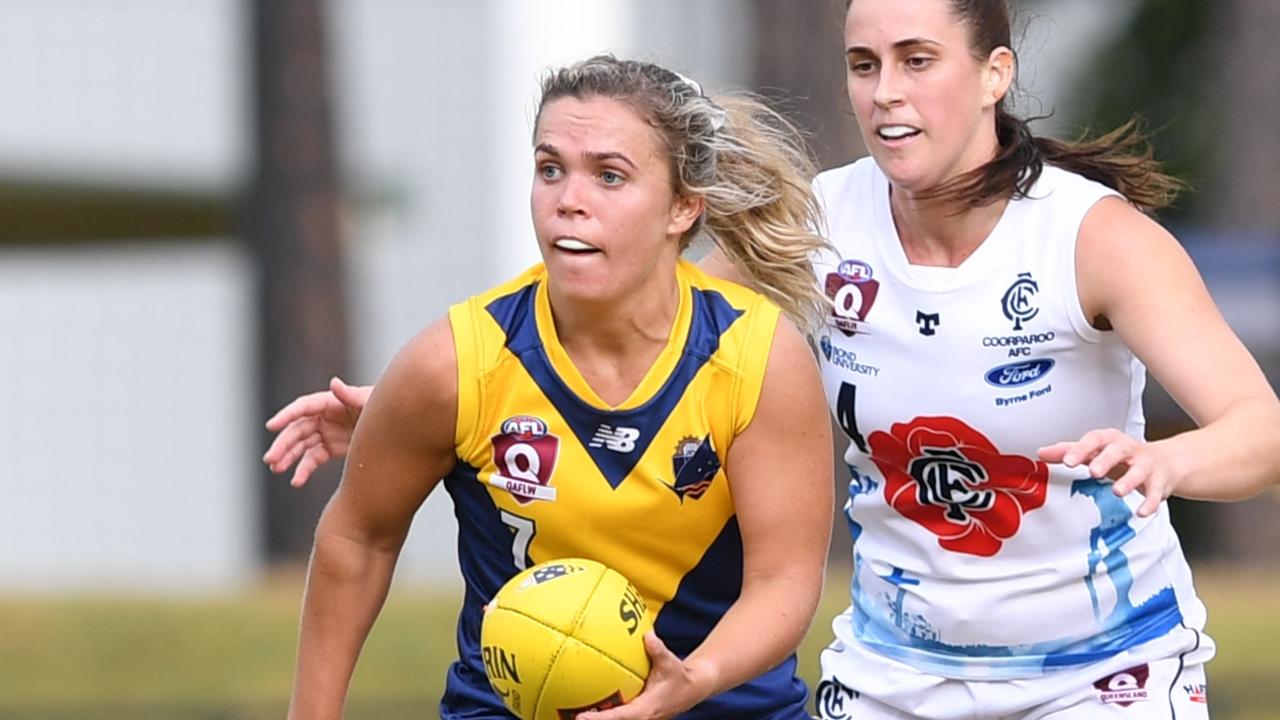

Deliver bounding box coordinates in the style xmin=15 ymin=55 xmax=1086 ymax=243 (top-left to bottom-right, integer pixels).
xmin=289 ymin=318 xmax=458 ymax=720
xmin=581 ymin=317 xmax=834 ymax=720
xmin=1039 ymin=197 xmax=1280 ymax=516
xmin=263 ymin=376 xmax=372 ymax=487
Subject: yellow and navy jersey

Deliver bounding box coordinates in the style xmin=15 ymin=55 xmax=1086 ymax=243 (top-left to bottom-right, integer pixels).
xmin=438 ymin=260 xmax=809 ymax=719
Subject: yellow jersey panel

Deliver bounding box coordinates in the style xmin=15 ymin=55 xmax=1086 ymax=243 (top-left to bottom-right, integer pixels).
xmin=439 ymin=260 xmax=807 ymax=719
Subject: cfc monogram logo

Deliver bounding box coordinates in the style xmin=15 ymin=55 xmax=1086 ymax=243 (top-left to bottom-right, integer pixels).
xmin=1001 ymin=272 xmax=1040 ymax=331
xmin=815 ymin=678 xmax=859 ymax=719
xmin=869 ymin=417 xmax=1049 ymax=557
xmin=909 ymin=448 xmax=996 ymax=521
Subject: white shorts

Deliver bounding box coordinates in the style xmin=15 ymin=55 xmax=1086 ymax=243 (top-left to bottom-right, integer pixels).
xmin=815 ymin=612 xmax=1215 ymax=720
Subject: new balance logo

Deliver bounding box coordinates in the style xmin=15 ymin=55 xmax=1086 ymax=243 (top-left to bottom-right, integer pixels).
xmin=589 ymin=425 xmax=640 ymax=452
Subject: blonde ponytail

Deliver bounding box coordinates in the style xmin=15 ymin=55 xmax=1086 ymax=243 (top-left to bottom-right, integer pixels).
xmin=693 ymin=95 xmax=830 ymax=330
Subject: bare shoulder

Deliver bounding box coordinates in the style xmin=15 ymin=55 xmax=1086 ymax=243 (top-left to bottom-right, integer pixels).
xmin=380 ymin=315 xmax=458 ymax=402
xmin=327 ymin=315 xmax=460 ymax=538
xmin=1075 ymin=195 xmax=1278 ymax=436
xmin=1078 ymin=196 xmax=1188 ymax=269
xmin=358 ymin=314 xmax=459 ymax=460
xmin=762 ymin=315 xmax=816 ymax=373
xmin=724 ymin=313 xmax=833 ymax=565
xmin=745 ymin=316 xmax=827 ymax=437
xmin=1076 ymin=196 xmax=1202 ymax=325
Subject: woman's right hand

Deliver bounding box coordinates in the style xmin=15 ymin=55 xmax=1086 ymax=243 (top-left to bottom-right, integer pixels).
xmin=263 ymin=376 xmax=372 ymax=487
xmin=575 ymin=633 xmax=709 ymax=720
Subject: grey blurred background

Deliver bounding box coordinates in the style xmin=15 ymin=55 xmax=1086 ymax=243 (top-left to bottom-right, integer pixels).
xmin=0 ymin=1 xmax=1275 ymax=713
xmin=0 ymin=1 xmax=1274 ymax=717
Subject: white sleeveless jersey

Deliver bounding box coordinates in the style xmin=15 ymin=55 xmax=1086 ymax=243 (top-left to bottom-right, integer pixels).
xmin=813 ymin=158 xmax=1207 ymax=680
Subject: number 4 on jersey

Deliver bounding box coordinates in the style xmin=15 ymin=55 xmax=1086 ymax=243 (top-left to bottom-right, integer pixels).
xmin=836 ymin=382 xmax=869 ymax=454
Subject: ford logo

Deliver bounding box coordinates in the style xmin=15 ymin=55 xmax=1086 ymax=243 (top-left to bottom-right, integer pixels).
xmin=984 ymin=359 xmax=1055 ymax=387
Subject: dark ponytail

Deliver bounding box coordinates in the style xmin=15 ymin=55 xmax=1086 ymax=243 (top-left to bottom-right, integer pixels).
xmin=1030 ymin=115 xmax=1185 ymax=213
xmin=925 ymin=107 xmax=1184 ymax=213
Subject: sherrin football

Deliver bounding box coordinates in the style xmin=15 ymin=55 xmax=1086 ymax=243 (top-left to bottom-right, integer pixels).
xmin=480 ymin=558 xmax=653 ymax=720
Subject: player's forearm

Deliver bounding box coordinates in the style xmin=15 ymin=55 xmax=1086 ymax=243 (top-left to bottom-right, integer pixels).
xmin=1159 ymin=396 xmax=1280 ymax=502
xmin=288 ymin=524 xmax=401 ymax=720
xmin=682 ymin=566 xmax=823 ymax=700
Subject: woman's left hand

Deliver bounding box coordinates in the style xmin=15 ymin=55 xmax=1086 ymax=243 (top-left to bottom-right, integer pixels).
xmin=575 ymin=633 xmax=710 ymax=720
xmin=1039 ymin=428 xmax=1178 ymax=517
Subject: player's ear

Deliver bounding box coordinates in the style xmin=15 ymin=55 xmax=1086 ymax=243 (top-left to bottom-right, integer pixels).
xmin=668 ymin=193 xmax=704 ymax=237
xmin=982 ymin=46 xmax=1015 ymax=107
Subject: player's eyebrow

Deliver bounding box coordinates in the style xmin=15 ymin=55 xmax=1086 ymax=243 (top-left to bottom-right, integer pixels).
xmin=846 ymin=37 xmax=942 ymax=56
xmin=583 ymin=150 xmax=638 ymax=170
xmin=535 ymin=143 xmax=638 ymax=171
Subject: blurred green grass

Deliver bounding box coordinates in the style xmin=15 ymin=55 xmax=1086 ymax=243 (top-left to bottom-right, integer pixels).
xmin=0 ymin=564 xmax=1275 ymax=719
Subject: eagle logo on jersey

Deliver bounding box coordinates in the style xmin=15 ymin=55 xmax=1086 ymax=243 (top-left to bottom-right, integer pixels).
xmin=490 ymin=415 xmax=561 ymax=504
xmin=670 ymin=435 xmax=720 ymax=502
xmin=868 ymin=417 xmax=1048 ymax=557
xmin=825 ymin=259 xmax=879 ymax=336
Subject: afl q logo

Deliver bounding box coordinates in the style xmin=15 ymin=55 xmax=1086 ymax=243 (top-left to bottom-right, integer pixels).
xmin=491 ymin=415 xmax=561 ymax=505
xmin=824 ymin=259 xmax=879 ymax=337
xmin=1001 ymin=272 xmax=1039 ymax=331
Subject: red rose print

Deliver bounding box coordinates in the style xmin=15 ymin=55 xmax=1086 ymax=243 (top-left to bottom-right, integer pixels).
xmin=868 ymin=416 xmax=1048 ymax=557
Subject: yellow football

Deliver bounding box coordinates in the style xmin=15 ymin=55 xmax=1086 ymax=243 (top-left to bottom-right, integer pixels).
xmin=480 ymin=558 xmax=653 ymax=720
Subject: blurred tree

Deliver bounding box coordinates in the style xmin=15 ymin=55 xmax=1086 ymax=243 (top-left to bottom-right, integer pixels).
xmin=1193 ymin=0 xmax=1280 ymax=565
xmin=749 ymin=0 xmax=864 ymax=170
xmin=245 ymin=0 xmax=348 ymax=562
xmin=0 ymin=182 xmax=231 ymax=243
xmin=1201 ymin=0 xmax=1280 ymax=232
xmin=1072 ymin=0 xmax=1280 ymax=564
xmin=1059 ymin=0 xmax=1213 ymax=224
